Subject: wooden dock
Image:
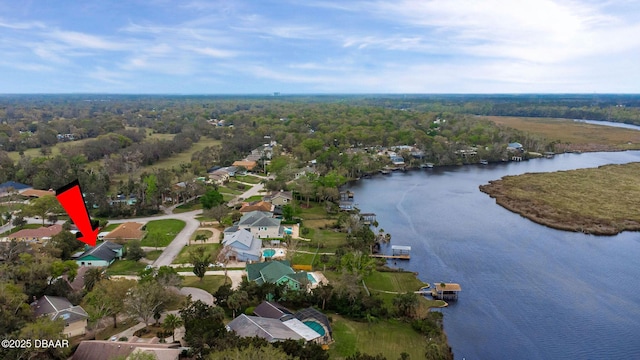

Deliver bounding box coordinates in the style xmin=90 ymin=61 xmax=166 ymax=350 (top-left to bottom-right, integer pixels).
xmin=370 ymin=254 xmax=410 ymax=260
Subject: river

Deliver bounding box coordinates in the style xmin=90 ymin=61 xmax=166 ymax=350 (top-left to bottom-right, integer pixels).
xmin=347 ymin=151 xmax=640 ymax=359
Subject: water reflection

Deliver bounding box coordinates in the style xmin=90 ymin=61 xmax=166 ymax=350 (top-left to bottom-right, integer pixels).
xmin=348 ymin=151 xmax=640 ymax=359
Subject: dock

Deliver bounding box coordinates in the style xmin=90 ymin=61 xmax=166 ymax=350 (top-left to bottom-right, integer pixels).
xmin=370 ymin=245 xmax=411 ymax=260
xmin=370 ymin=254 xmax=410 ymax=260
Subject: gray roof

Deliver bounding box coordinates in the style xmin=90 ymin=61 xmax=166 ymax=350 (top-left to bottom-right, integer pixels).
xmin=223 ymin=225 xmax=239 ymax=234
xmin=226 ymin=314 xmax=304 ymax=342
xmin=77 ymin=241 xmax=122 ymax=262
xmin=237 ymin=211 xmax=273 ymax=227
xmin=254 ymin=301 xmax=293 ymax=320
xmin=252 ymin=216 xmax=280 ymax=227
xmin=223 ymin=229 xmax=262 ymax=258
xmin=33 ymin=295 xmax=89 ymax=325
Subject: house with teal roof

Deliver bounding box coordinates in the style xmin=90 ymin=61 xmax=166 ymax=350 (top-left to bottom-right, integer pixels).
xmin=246 ymin=260 xmax=309 ymax=291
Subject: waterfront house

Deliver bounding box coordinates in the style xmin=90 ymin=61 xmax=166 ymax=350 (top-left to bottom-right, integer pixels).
xmin=221 ymin=228 xmax=262 ymax=262
xmin=252 ymin=301 xmax=333 ymax=344
xmin=432 ymin=282 xmax=461 ymax=301
xmin=32 ymin=295 xmax=89 ymax=338
xmin=226 ymin=314 xmax=321 ymax=343
xmin=74 ymin=241 xmax=123 ymax=267
xmin=507 ymin=142 xmax=524 ymax=152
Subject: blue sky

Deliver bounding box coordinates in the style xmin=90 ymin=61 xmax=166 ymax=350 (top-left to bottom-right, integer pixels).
xmin=1 ymin=0 xmax=639 ymax=94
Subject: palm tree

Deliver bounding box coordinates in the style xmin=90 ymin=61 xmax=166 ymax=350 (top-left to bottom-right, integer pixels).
xmin=162 ymin=314 xmax=183 ymax=343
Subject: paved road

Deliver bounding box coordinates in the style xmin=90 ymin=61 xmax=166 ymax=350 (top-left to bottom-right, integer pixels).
xmin=227 ymin=182 xmax=265 ymax=206
xmin=179 ymin=287 xmax=214 ymax=305
xmin=107 ymin=210 xmax=202 ymax=267
xmin=111 ymin=269 xmax=245 ymax=289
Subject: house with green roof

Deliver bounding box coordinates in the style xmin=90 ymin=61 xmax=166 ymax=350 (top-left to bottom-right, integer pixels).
xmin=246 ymin=260 xmax=309 ymax=291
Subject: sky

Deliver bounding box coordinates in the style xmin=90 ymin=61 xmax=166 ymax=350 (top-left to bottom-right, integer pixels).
xmin=1 ymin=0 xmax=639 ymax=94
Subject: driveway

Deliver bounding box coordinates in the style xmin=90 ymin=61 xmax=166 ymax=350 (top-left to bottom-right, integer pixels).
xmin=179 ymin=287 xmax=214 ymax=305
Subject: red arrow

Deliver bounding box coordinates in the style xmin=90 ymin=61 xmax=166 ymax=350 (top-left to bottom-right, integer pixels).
xmin=55 ymin=180 xmax=99 ymax=246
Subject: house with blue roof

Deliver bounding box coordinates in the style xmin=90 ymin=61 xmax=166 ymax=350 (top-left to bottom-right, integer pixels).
xmin=222 ymin=228 xmax=262 ymax=262
xmin=0 ymin=181 xmax=31 ymax=196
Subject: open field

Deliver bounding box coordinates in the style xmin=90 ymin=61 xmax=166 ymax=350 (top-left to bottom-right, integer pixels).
xmin=328 ymin=315 xmax=429 ymax=360
xmin=140 ymin=219 xmax=186 ymax=247
xmin=106 ymin=135 xmax=221 ymax=183
xmin=173 ymin=243 xmax=221 ymax=264
xmin=484 ymin=116 xmax=640 ymax=152
xmin=106 ymin=259 xmax=147 ymax=275
xmin=480 ymin=162 xmax=640 ymax=235
xmin=181 ymin=275 xmax=229 ymax=293
xmin=6 ymin=137 xmax=97 ymax=161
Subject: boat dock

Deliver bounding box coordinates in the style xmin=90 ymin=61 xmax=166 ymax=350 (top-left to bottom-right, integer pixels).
xmin=370 ymin=245 xmax=411 ymax=260
xmin=370 ymin=254 xmax=410 ymax=260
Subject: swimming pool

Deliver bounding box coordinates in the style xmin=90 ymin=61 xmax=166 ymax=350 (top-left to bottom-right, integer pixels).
xmin=307 ymin=273 xmax=317 ymax=284
xmin=263 ymin=249 xmax=276 ymax=258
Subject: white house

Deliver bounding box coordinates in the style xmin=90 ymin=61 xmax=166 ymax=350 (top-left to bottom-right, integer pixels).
xmin=237 ymin=211 xmax=282 ymax=239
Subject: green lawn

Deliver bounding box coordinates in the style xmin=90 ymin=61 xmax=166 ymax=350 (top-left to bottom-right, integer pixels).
xmin=234 ymin=175 xmax=262 ymax=184
xmin=218 ymin=186 xmax=243 ymax=195
xmin=173 ymin=243 xmax=221 ymax=264
xmin=106 ymin=260 xmax=147 ymax=275
xmin=292 ymin=251 xmax=316 ymax=267
xmin=328 ymin=315 xmax=428 ymax=360
xmin=144 ymin=250 xmax=162 ymax=261
xmin=364 ymin=271 xmax=428 ymax=293
xmin=174 ymin=201 xmax=203 ymax=213
xmin=190 ymin=230 xmax=214 ymax=242
xmin=101 ymin=223 xmax=121 ymax=232
xmin=140 ymin=219 xmax=186 ymax=247
xmin=181 ymin=275 xmax=229 ymax=293
xmin=243 ymin=195 xmax=263 ymax=202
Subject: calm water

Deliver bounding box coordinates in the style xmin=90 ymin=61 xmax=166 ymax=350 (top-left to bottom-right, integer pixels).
xmin=348 ymin=151 xmax=640 ymax=360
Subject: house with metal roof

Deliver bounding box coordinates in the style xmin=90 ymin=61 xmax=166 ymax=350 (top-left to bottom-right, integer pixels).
xmin=75 ymin=241 xmax=123 ymax=267
xmin=237 ymin=210 xmax=282 ymax=239
xmin=246 ymin=260 xmax=309 ymax=291
xmin=221 ymin=228 xmax=262 ymax=262
xmin=226 ymin=314 xmax=321 ymax=343
xmin=32 ymin=295 xmax=89 ymax=338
